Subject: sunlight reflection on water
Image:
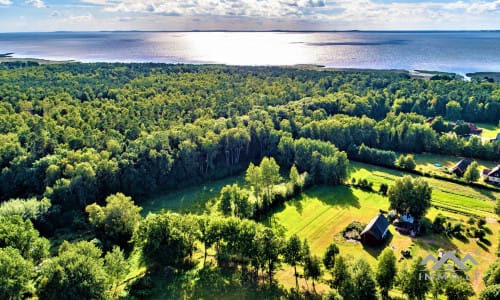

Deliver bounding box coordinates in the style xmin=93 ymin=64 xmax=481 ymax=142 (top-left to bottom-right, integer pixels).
xmin=2 ymin=31 xmax=500 ymax=73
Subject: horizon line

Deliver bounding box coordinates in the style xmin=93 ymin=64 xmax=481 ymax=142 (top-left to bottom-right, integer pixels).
xmin=1 ymin=29 xmax=500 ymax=34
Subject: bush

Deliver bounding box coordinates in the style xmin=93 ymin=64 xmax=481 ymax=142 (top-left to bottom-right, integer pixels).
xmin=474 ymin=228 xmax=486 ymax=239
xmin=432 ymin=214 xmax=446 ymax=233
xmin=0 ymin=197 xmax=51 ymax=220
xmin=379 ymin=183 xmax=389 ymax=196
xmin=396 ymin=154 xmax=416 ymax=170
xmin=343 ymin=221 xmax=366 ymax=240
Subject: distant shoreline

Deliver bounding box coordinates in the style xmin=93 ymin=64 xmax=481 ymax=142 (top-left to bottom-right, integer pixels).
xmin=1 ymin=56 xmax=499 ymax=81
xmin=1 ymin=30 xmax=500 ymax=34
xmin=0 ymin=56 xmax=74 ymax=64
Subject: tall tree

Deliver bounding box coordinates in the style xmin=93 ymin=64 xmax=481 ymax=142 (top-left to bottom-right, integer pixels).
xmin=479 ymin=284 xmax=500 ymax=300
xmin=444 ymin=277 xmax=474 ymax=300
xmin=388 ymin=176 xmax=432 ymax=219
xmin=37 ymin=241 xmax=111 ymax=300
xmin=256 ymin=227 xmax=283 ymax=287
xmin=0 ymin=247 xmax=35 ymax=300
xmin=376 ymin=248 xmax=397 ymax=299
xmin=352 ymin=258 xmax=378 ymax=300
xmin=398 ymin=257 xmax=431 ymax=300
xmin=259 ymin=157 xmax=282 ymax=205
xmin=323 ymin=289 xmax=344 ymax=300
xmin=0 ymin=215 xmax=50 ymax=264
xmin=463 ymin=161 xmax=480 ymax=183
xmin=245 ymin=163 xmax=262 ymax=203
xmin=283 ymin=234 xmax=304 ymax=291
xmin=304 ymin=255 xmax=323 ymax=293
xmin=86 ymin=193 xmax=142 ymax=247
xmin=133 ymin=212 xmax=193 ymax=268
xmin=104 ymin=246 xmax=129 ymax=298
xmin=323 ymin=242 xmax=340 ymax=270
xmin=331 ymin=255 xmax=354 ymax=300
xmin=483 ymin=260 xmax=500 ymax=286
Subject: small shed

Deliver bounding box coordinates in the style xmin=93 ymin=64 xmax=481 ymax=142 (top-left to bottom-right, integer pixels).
xmin=360 ymin=213 xmax=389 ymax=245
xmin=450 ymin=159 xmax=472 ymax=177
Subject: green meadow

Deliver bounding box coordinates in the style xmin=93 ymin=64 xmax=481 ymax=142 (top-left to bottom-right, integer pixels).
xmin=349 ymin=161 xmax=498 ymax=217
xmin=270 ymin=184 xmax=498 ymax=295
xmin=477 ymin=122 xmax=500 ymax=139
xmin=139 ymin=160 xmax=499 ymax=297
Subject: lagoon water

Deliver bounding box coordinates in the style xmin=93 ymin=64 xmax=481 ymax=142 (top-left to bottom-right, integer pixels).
xmin=1 ymin=31 xmax=500 ymax=74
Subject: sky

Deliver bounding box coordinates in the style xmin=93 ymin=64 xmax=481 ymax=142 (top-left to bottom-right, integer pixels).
xmin=0 ymin=0 xmax=499 ymax=32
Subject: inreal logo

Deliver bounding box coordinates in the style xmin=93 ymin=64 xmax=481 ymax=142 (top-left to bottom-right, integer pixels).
xmin=419 ymin=251 xmax=479 ymax=281
xmin=421 ymin=251 xmax=478 ymax=271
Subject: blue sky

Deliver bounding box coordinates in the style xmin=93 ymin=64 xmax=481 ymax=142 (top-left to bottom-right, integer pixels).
xmin=0 ymin=0 xmax=499 ymax=32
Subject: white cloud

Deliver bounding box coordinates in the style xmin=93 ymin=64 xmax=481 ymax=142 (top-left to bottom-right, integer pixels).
xmin=0 ymin=0 xmax=12 ymax=5
xmin=69 ymin=13 xmax=94 ymax=21
xmin=25 ymin=0 xmax=45 ymax=8
xmin=31 ymin=0 xmax=495 ymax=30
xmin=80 ymin=0 xmax=109 ymax=5
xmin=103 ymin=0 xmax=333 ymax=17
xmin=94 ymin=0 xmax=498 ymax=24
xmin=466 ymin=0 xmax=500 ymax=14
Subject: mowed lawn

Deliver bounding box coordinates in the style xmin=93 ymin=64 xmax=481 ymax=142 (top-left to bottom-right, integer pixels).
xmin=140 ymin=174 xmax=245 ymax=215
xmin=272 ymin=185 xmax=499 ymax=295
xmin=412 ymin=153 xmax=499 ymax=176
xmin=476 ymin=122 xmax=500 ymax=139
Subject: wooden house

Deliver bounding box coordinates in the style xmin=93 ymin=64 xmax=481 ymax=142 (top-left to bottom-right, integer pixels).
xmin=450 ymin=159 xmax=472 ymax=177
xmin=483 ymin=165 xmax=500 ymax=185
xmin=360 ymin=213 xmax=389 ymax=245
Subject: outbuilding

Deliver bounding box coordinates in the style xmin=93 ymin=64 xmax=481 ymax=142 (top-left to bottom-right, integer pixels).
xmin=360 ymin=213 xmax=389 ymax=245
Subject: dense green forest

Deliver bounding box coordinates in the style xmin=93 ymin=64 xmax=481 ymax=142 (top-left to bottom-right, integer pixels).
xmin=0 ymin=63 xmax=499 ymax=299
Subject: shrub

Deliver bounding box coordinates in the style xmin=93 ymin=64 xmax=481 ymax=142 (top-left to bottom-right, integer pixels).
xmin=342 ymin=221 xmax=366 ymax=240
xmin=432 ymin=214 xmax=446 ymax=233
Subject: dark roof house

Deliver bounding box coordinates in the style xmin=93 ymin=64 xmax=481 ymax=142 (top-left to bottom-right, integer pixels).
xmin=483 ymin=165 xmax=500 ymax=185
xmin=360 ymin=213 xmax=389 ymax=245
xmin=468 ymin=123 xmax=482 ymax=134
xmin=450 ymin=159 xmax=472 ymax=177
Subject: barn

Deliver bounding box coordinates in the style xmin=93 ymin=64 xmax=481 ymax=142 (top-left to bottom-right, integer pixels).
xmin=360 ymin=213 xmax=390 ymax=245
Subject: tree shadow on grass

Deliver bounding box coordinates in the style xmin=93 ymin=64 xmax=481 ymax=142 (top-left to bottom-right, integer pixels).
xmin=411 ymin=233 xmax=458 ymax=253
xmin=314 ymin=185 xmax=361 ymax=209
xmin=477 ymin=188 xmax=498 ymax=200
xmin=263 ymin=185 xmax=361 ymax=220
xmin=141 ymin=266 xmax=288 ymax=300
xmin=475 ymin=240 xmax=489 ymax=252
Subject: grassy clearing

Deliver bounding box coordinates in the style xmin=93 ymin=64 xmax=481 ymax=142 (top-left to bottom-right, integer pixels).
xmin=271 ymin=185 xmax=499 ymax=296
xmin=136 ymin=161 xmax=499 ymax=297
xmin=349 ymin=161 xmax=498 ymax=217
xmin=140 ymin=174 xmax=245 ymax=215
xmin=476 ymin=122 xmax=500 ymax=139
xmin=412 ymin=153 xmax=499 ymax=176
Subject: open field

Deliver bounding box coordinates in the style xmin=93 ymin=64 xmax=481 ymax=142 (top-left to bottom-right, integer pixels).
xmin=350 ymin=161 xmax=499 ymax=217
xmin=476 ymin=122 xmax=500 ymax=139
xmin=138 ymin=160 xmax=499 ymax=297
xmin=413 ymin=153 xmax=499 ymax=176
xmin=271 ymin=185 xmax=499 ymax=295
xmin=140 ymin=174 xmax=244 ymax=215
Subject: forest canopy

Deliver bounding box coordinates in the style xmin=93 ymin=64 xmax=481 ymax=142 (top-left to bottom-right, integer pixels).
xmin=0 ymin=63 xmax=498 ymax=228
xmin=0 ymin=62 xmax=498 ymax=299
